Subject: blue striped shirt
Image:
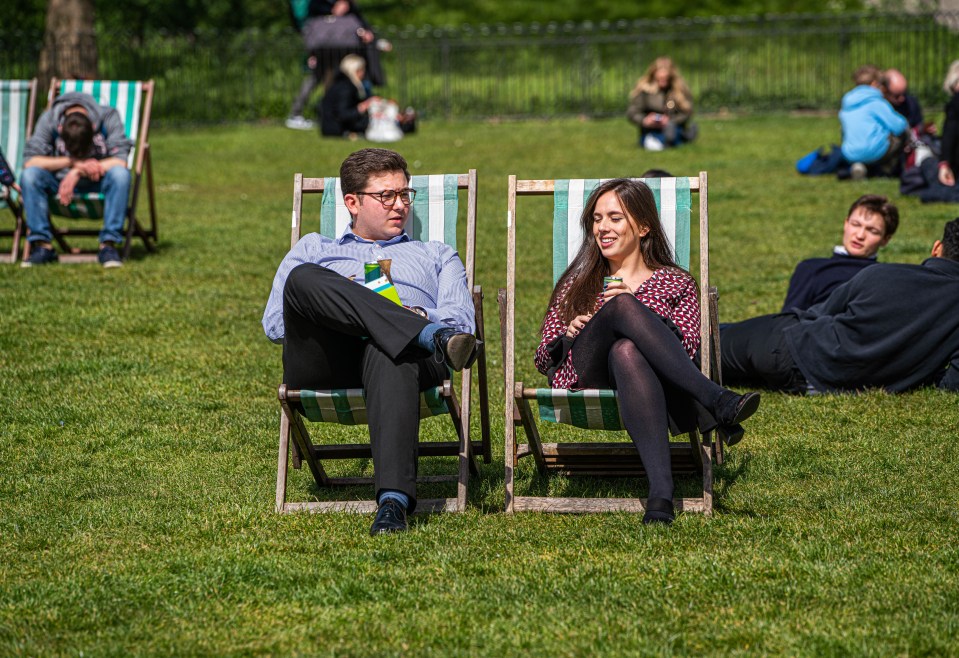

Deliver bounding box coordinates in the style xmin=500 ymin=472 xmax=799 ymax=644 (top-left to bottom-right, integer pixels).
xmin=262 ymin=227 xmax=475 ymax=343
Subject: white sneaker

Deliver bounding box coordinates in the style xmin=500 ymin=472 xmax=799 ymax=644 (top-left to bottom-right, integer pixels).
xmin=850 ymin=162 xmax=867 ymax=180
xmin=643 ymin=134 xmax=665 ymax=151
xmin=285 ymin=115 xmax=314 ymax=130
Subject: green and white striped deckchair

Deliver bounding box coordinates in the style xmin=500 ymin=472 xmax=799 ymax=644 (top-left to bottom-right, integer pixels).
xmin=0 ymin=78 xmax=37 ymax=263
xmin=37 ymin=78 xmax=158 ymax=262
xmin=502 ymin=174 xmax=720 ymax=515
xmin=275 ymin=171 xmax=490 ymax=514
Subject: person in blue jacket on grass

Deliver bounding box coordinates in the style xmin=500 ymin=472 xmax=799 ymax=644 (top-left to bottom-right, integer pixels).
xmin=839 ymin=64 xmax=909 ymax=180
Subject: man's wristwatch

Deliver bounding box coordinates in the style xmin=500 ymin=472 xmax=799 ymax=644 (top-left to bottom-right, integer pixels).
xmin=411 ymin=306 xmax=429 ymax=319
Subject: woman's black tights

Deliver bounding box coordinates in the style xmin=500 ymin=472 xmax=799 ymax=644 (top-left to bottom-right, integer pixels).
xmin=571 ymin=294 xmax=724 ymax=500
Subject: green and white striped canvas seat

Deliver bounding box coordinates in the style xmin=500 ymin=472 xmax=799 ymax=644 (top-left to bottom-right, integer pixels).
xmin=0 ymin=79 xmax=34 ymax=209
xmin=319 ymin=173 xmax=460 ymax=243
xmin=307 ymin=174 xmax=461 ymax=426
xmin=48 ymin=80 xmax=143 ymax=218
xmin=538 ymin=177 xmax=693 ymax=431
xmin=299 ymin=387 xmax=450 ymax=424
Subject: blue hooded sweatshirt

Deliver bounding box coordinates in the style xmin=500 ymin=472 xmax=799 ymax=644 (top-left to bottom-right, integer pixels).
xmin=839 ymin=85 xmax=908 ymax=164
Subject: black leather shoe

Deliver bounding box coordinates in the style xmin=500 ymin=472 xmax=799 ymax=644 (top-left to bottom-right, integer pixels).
xmin=643 ymin=497 xmax=675 ymax=525
xmin=370 ymin=499 xmax=408 ymax=536
xmin=717 ymin=423 xmax=745 ymax=447
xmin=715 ymin=390 xmax=761 ymax=426
xmin=432 ymin=327 xmax=479 ymax=371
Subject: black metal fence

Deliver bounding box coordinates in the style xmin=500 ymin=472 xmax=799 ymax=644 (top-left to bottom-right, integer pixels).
xmin=3 ymin=11 xmax=959 ymax=125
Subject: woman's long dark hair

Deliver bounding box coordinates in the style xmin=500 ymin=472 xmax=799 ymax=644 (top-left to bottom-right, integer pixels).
xmin=544 ymin=178 xmax=680 ymax=325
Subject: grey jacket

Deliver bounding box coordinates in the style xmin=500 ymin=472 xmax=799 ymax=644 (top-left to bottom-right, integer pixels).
xmin=23 ymin=92 xmax=133 ymax=168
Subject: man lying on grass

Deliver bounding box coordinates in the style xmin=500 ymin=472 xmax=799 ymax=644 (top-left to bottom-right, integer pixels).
xmin=262 ymin=148 xmax=478 ymax=536
xmin=721 ymin=218 xmax=959 ymax=393
xmin=781 ymin=194 xmax=898 ymax=312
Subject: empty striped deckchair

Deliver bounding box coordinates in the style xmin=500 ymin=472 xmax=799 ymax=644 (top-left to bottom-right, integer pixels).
xmin=275 ymin=170 xmax=491 ymax=514
xmin=500 ymin=173 xmax=722 ymax=515
xmin=0 ymin=78 xmax=38 ymax=263
xmin=29 ymin=78 xmax=158 ymax=262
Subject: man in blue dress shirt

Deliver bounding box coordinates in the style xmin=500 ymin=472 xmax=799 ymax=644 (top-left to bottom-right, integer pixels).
xmin=262 ymin=148 xmax=477 ymax=535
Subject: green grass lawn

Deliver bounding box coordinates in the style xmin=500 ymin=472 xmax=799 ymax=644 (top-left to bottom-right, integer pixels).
xmin=2 ymin=114 xmax=958 ymax=656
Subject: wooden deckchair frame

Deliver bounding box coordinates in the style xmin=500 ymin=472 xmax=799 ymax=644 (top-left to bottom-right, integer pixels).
xmin=23 ymin=78 xmax=158 ymax=263
xmin=0 ymin=78 xmax=38 ymax=264
xmin=500 ymin=173 xmax=723 ymax=515
xmin=275 ymin=170 xmax=491 ymax=514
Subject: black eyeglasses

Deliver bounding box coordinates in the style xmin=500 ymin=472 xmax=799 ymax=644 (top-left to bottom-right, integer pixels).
xmin=354 ymin=188 xmax=417 ymax=207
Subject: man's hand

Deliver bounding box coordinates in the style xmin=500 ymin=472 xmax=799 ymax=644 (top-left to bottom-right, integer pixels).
xmin=57 ymin=169 xmax=81 ymax=205
xmin=939 ymin=162 xmax=955 ymax=187
xmin=74 ymin=158 xmax=103 ymax=181
xmin=404 ymin=305 xmax=429 ymax=319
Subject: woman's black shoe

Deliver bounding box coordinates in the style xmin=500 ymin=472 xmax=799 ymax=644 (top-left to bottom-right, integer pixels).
xmin=715 ymin=390 xmax=761 ymax=427
xmin=643 ymin=497 xmax=675 ymax=525
xmin=717 ymin=423 xmax=745 ymax=446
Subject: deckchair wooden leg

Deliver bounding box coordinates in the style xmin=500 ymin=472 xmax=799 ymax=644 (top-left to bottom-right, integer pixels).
xmin=515 ymin=384 xmax=547 ymax=473
xmin=473 ymin=287 xmax=492 ymax=464
xmin=11 ymin=210 xmax=23 ymax=262
xmin=279 ymin=393 xmax=330 ymax=488
xmin=276 ymin=412 xmax=291 ymax=513
xmin=445 ymin=380 xmax=478 ymax=477
xmin=700 ymin=434 xmax=714 ymax=515
xmin=145 ymin=147 xmax=159 ymax=242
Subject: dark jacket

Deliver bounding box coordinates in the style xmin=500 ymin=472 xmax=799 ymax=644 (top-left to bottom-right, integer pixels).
xmin=892 ymin=92 xmax=924 ymax=129
xmin=781 ymin=250 xmax=877 ymax=312
xmin=319 ymin=74 xmax=369 ymax=136
xmin=941 ymin=92 xmax=959 ymax=174
xmin=784 ymin=257 xmax=959 ymax=392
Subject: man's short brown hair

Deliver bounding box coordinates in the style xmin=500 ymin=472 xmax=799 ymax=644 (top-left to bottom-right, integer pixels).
xmin=61 ymin=111 xmax=94 ymax=158
xmin=848 ymin=194 xmax=899 ymax=238
xmin=339 ymin=148 xmax=410 ymax=195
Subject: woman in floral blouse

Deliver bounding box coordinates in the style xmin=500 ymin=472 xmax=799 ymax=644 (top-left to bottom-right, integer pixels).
xmin=535 ymin=178 xmax=760 ymax=524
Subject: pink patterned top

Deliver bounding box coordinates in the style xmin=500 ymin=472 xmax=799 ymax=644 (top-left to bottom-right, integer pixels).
xmin=534 ymin=267 xmax=701 ymax=389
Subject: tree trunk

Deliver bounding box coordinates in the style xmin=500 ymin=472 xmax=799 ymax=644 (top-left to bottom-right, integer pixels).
xmin=38 ymin=0 xmax=98 ymax=92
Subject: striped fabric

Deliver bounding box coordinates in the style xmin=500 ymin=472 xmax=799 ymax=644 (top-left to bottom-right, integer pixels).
xmin=310 ymin=173 xmax=462 ymax=425
xmin=552 ymin=177 xmax=691 ymax=284
xmin=0 ymin=80 xmax=33 ymax=206
xmin=543 ymin=176 xmax=693 ymax=429
xmin=49 ymin=80 xmax=143 ymax=218
xmin=319 ymin=174 xmax=459 ymax=248
xmin=299 ymin=387 xmax=449 ymax=425
xmin=536 ymin=388 xmax=623 ymax=430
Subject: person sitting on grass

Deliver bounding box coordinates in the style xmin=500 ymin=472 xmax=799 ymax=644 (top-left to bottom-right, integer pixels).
xmin=535 ymin=178 xmax=760 ymax=526
xmin=721 ymin=218 xmax=959 ymax=394
xmin=627 ymin=57 xmax=698 ymax=151
xmin=781 ymin=194 xmax=898 ymax=312
xmin=320 ymin=54 xmax=378 ymax=138
xmin=839 ymin=64 xmax=909 ymax=180
xmin=262 ymin=147 xmax=478 ymax=536
xmin=20 ymin=91 xmax=133 ymax=268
